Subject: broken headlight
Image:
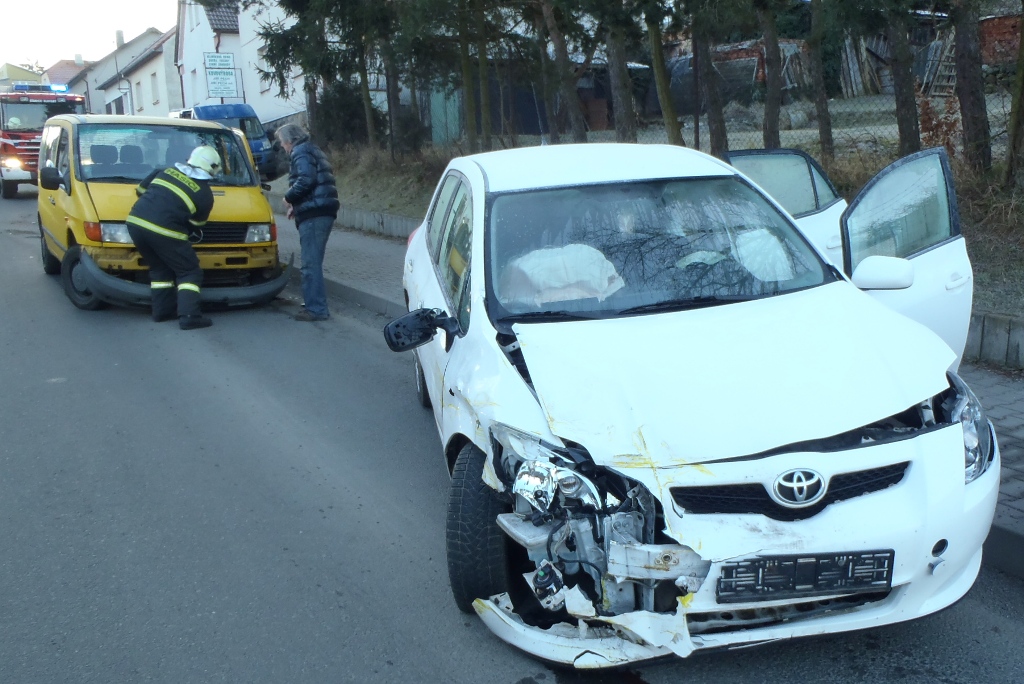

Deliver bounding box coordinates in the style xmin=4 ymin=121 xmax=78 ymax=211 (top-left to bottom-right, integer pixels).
xmin=490 ymin=423 xmax=601 ymax=511
xmin=947 ymin=372 xmax=994 ymax=483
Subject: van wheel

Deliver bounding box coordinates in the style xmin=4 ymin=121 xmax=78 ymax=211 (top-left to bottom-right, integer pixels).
xmin=60 ymin=246 xmax=106 ymax=310
xmin=39 ymin=223 xmax=61 ymax=275
xmin=1 ymin=181 xmax=17 ymax=199
xmin=446 ymin=443 xmax=512 ymax=613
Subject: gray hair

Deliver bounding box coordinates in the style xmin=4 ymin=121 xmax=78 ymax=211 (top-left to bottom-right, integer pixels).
xmin=275 ymin=123 xmax=309 ymax=147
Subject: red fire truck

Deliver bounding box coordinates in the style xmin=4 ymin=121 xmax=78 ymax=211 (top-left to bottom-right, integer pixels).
xmin=1 ymin=84 xmax=86 ymax=198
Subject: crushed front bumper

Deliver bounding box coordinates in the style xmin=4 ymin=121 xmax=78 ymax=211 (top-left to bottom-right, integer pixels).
xmin=80 ymin=250 xmax=294 ymax=308
xmin=476 ymin=427 xmax=1000 ymax=669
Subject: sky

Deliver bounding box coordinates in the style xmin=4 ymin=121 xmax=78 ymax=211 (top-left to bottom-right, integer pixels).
xmin=0 ymin=0 xmax=180 ymax=71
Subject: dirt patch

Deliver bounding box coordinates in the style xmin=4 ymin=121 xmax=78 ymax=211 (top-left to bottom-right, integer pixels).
xmin=327 ymin=146 xmax=451 ymax=219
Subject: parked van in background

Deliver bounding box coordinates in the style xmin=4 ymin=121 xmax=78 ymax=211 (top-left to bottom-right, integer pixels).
xmin=171 ymin=104 xmax=278 ymax=179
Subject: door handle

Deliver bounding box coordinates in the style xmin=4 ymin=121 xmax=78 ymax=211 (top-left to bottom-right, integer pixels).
xmin=826 ymin=236 xmax=841 ymax=250
xmin=946 ymin=273 xmax=970 ymax=291
xmin=48 ymin=196 xmax=55 ymax=205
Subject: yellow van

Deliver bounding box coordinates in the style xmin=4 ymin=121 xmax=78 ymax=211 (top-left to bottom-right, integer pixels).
xmin=37 ymin=115 xmax=290 ymax=310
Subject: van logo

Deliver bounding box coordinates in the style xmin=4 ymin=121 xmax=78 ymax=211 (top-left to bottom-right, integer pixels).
xmin=771 ymin=469 xmax=826 ymax=508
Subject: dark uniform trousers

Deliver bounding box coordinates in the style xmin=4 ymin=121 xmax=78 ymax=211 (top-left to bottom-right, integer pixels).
xmin=125 ymin=166 xmax=214 ymax=321
xmin=127 ymin=227 xmax=203 ymax=320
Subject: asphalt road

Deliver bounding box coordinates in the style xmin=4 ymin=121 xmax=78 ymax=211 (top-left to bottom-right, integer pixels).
xmin=1 ymin=188 xmax=1023 ymax=684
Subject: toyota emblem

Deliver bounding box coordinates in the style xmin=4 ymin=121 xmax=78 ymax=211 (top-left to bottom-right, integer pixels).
xmin=772 ymin=469 xmax=827 ymax=508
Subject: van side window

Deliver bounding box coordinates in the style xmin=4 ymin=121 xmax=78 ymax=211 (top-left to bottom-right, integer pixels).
xmin=40 ymin=126 xmax=60 ymax=168
xmin=56 ymin=129 xmax=71 ymax=179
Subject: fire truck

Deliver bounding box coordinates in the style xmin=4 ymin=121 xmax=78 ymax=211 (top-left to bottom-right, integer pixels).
xmin=1 ymin=84 xmax=86 ymax=199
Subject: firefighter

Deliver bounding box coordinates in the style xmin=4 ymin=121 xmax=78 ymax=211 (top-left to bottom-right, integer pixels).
xmin=126 ymin=145 xmax=220 ymax=330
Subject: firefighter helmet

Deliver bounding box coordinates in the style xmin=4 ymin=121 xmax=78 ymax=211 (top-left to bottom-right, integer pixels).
xmin=7 ymin=117 xmax=21 ymax=128
xmin=187 ymin=146 xmax=221 ymax=174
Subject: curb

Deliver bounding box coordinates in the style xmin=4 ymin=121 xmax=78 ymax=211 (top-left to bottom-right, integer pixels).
xmin=319 ymin=269 xmax=1024 ymax=583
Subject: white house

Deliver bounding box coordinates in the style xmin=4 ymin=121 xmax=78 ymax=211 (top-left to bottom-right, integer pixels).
xmin=97 ymin=28 xmax=184 ymax=117
xmin=176 ymin=1 xmax=306 ymax=127
xmin=67 ymin=29 xmax=165 ymax=114
xmin=237 ymin=3 xmax=305 ymax=126
xmin=175 ymin=0 xmax=244 ymax=108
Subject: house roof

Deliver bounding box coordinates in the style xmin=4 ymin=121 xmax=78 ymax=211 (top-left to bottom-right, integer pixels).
xmin=67 ymin=27 xmax=164 ymax=88
xmin=96 ymin=27 xmax=176 ymax=89
xmin=205 ymin=2 xmax=240 ymax=33
xmin=43 ymin=60 xmax=92 ymax=85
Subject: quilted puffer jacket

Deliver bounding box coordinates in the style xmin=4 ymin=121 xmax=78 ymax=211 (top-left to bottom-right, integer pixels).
xmin=284 ymin=138 xmax=340 ymax=223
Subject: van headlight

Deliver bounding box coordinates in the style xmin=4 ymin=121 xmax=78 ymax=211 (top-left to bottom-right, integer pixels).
xmin=947 ymin=373 xmax=994 ymax=483
xmin=490 ymin=423 xmax=601 ymax=511
xmin=101 ymin=222 xmax=134 ymax=244
xmin=245 ymin=223 xmax=272 ymax=243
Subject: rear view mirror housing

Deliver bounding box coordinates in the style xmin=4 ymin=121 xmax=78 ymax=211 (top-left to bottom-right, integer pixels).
xmin=850 ymin=255 xmax=914 ymax=290
xmin=39 ymin=166 xmax=62 ymax=191
xmin=383 ymin=308 xmax=461 ymax=353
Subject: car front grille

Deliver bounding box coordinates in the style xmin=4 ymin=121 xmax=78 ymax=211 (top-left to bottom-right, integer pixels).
xmin=669 ymin=462 xmax=909 ymax=521
xmin=195 ymin=222 xmax=249 ymax=244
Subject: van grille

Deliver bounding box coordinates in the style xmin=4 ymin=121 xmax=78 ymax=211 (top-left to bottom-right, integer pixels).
xmin=195 ymin=222 xmax=248 ymax=244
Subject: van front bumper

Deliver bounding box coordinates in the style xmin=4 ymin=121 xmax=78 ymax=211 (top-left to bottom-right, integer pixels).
xmin=79 ymin=250 xmax=294 ymax=308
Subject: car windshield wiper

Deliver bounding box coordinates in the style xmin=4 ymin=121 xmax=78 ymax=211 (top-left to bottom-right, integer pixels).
xmin=86 ymin=175 xmax=141 ymax=184
xmin=618 ymin=295 xmax=760 ymax=315
xmin=497 ymin=310 xmax=600 ymax=324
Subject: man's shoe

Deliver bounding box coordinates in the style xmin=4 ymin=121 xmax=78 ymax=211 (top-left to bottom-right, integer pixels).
xmin=294 ymin=309 xmax=328 ymax=322
xmin=153 ymin=312 xmax=176 ymax=323
xmin=179 ymin=315 xmax=213 ymax=330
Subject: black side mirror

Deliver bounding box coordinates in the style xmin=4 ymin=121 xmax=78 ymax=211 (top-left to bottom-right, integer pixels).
xmin=383 ymin=308 xmax=461 ymax=353
xmin=39 ymin=166 xmax=62 ymax=191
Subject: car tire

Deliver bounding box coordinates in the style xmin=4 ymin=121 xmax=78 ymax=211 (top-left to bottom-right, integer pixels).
xmin=446 ymin=442 xmax=511 ymax=613
xmin=1 ymin=181 xmax=17 ymax=199
xmin=415 ymin=357 xmax=431 ymax=409
xmin=60 ymin=246 xmax=106 ymax=310
xmin=39 ymin=221 xmax=61 ymax=275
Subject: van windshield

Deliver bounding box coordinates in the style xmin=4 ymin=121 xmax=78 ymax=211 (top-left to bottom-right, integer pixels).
xmin=76 ymin=123 xmax=257 ymax=186
xmin=214 ymin=116 xmax=265 ymax=140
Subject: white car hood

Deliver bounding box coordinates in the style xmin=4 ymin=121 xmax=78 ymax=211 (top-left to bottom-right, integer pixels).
xmin=513 ymin=281 xmax=955 ymax=466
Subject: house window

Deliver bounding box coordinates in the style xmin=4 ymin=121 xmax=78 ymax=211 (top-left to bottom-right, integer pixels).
xmin=135 ymin=80 xmax=143 ymax=112
xmin=150 ymin=72 xmax=159 ymax=104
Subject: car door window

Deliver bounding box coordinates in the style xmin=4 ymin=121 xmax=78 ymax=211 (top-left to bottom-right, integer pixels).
xmin=438 ymin=184 xmax=473 ymax=314
xmin=843 ymin=150 xmax=956 ymax=274
xmin=811 ymin=164 xmax=838 ymax=207
xmin=426 ymin=175 xmax=460 ymax=260
xmin=56 ymin=129 xmax=71 ymax=177
xmin=40 ymin=125 xmax=60 ymax=168
xmin=728 ymin=150 xmax=841 ymax=219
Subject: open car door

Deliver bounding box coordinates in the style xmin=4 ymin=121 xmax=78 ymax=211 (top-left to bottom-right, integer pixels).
xmin=841 ymin=148 xmax=972 ymax=367
xmin=726 ymin=149 xmax=847 ymax=263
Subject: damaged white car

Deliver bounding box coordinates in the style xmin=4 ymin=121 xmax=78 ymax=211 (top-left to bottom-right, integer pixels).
xmin=383 ymin=143 xmax=999 ymax=669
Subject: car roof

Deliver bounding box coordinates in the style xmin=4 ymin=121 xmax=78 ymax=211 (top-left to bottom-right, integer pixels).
xmin=458 ymin=143 xmax=736 ymax=193
xmin=48 ymin=114 xmax=228 ymax=130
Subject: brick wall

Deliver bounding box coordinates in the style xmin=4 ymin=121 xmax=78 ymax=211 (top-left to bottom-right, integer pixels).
xmin=980 ymin=14 xmax=1021 ymax=66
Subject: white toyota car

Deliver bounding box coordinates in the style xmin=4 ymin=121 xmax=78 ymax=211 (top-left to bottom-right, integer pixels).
xmin=383 ymin=143 xmax=999 ymax=669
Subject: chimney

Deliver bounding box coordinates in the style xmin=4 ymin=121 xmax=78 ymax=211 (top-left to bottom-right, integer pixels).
xmin=74 ymin=54 xmax=83 ymax=66
xmin=116 ymin=30 xmax=125 ymax=48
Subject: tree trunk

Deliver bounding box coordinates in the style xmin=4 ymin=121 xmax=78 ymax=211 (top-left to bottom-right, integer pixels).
xmin=305 ymin=78 xmax=320 ymax=144
xmin=954 ymin=2 xmax=991 ymax=171
xmin=357 ymin=48 xmax=377 ymax=148
xmin=539 ymin=0 xmax=587 ymax=142
xmin=808 ymin=0 xmax=834 ymax=160
xmin=474 ymin=0 xmax=492 ymax=151
xmin=646 ymin=13 xmax=684 ymax=146
xmin=383 ymin=48 xmax=402 ymax=159
xmin=694 ymin=28 xmax=728 ymax=159
xmin=888 ymin=13 xmax=921 ymax=156
xmin=606 ymin=24 xmax=637 ymax=143
xmin=758 ymin=6 xmax=782 ymax=149
xmin=533 ymin=13 xmax=560 ymax=144
xmin=1005 ymin=0 xmax=1024 ymax=188
xmin=458 ymin=0 xmax=479 ymax=153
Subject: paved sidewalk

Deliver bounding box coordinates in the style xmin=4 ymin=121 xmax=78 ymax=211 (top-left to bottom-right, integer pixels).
xmin=276 ymin=215 xmax=1024 ymax=581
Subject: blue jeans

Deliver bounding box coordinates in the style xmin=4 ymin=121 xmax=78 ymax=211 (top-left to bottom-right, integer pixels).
xmin=297 ymin=215 xmax=334 ymax=318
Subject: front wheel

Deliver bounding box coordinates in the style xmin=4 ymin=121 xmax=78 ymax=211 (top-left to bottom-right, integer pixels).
xmin=39 ymin=221 xmax=60 ymax=275
xmin=1 ymin=181 xmax=17 ymax=199
xmin=446 ymin=443 xmax=511 ymax=613
xmin=60 ymin=246 xmax=106 ymax=310
xmin=415 ymin=357 xmax=431 ymax=409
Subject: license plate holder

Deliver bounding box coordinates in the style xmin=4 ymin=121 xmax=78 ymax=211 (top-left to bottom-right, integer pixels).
xmin=716 ymin=550 xmax=894 ymax=604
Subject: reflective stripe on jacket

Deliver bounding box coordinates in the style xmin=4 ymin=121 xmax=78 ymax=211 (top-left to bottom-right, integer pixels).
xmin=128 ymin=167 xmax=214 ymax=238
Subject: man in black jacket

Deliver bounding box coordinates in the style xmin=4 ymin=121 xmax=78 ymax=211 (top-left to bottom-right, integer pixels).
xmin=126 ymin=145 xmax=220 ymax=330
xmin=276 ymin=123 xmax=340 ymax=322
